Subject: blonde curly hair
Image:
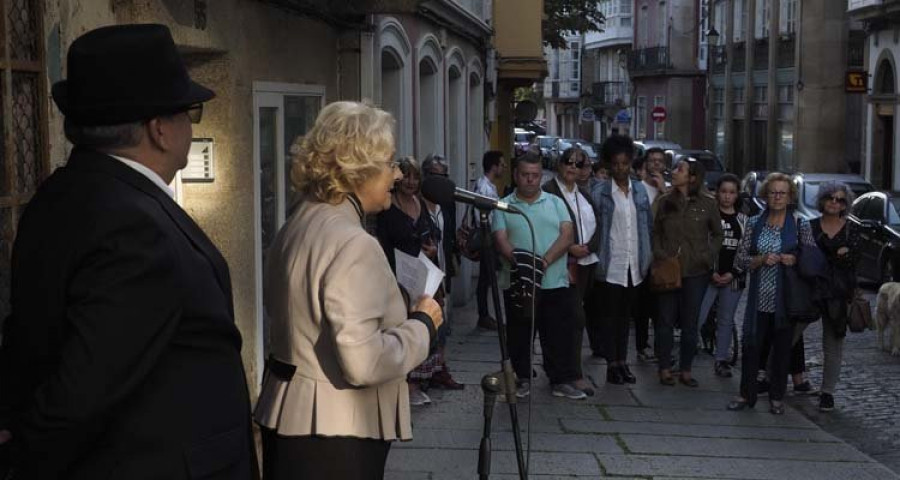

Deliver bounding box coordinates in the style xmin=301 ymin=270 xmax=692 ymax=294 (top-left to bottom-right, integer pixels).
xmin=290 ymin=101 xmax=395 ymax=204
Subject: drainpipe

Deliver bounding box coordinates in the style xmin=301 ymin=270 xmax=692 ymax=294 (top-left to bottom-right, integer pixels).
xmin=766 ymin=0 xmax=780 ymax=169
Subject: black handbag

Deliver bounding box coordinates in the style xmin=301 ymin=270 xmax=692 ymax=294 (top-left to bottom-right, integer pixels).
xmin=784 ymin=266 xmax=819 ymax=323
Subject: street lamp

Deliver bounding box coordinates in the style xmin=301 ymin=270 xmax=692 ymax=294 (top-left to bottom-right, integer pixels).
xmin=706 ymin=26 xmax=720 ymax=46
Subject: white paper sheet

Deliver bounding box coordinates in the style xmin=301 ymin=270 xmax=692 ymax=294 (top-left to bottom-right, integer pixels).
xmin=394 ymin=249 xmax=445 ymax=301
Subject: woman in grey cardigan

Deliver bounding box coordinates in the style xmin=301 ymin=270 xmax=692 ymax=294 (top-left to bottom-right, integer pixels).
xmin=254 ymin=101 xmax=442 ymax=479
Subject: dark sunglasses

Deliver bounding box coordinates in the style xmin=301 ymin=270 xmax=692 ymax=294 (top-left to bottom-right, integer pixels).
xmin=565 ymin=160 xmax=586 ymax=169
xmin=826 ymin=195 xmax=847 ymax=205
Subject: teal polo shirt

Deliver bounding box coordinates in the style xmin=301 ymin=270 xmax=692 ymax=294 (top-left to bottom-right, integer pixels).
xmin=492 ymin=190 xmax=572 ymax=290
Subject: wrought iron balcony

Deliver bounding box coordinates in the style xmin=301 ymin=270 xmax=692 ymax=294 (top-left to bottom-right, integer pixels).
xmin=627 ymin=46 xmax=670 ymax=74
xmin=591 ymin=81 xmax=627 ymax=107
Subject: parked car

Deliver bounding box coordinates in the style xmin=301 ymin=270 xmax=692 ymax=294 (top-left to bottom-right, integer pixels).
xmin=793 ymin=173 xmax=874 ymax=220
xmin=533 ymin=135 xmax=558 ymax=168
xmin=551 ymin=138 xmax=598 ymax=167
xmin=740 ymin=170 xmax=770 ymax=215
xmin=740 ymin=172 xmax=874 ymax=220
xmin=634 ymin=140 xmax=682 ymax=159
xmin=514 ymin=128 xmax=536 ymax=157
xmin=665 ymin=149 xmax=724 ymax=190
xmin=848 ymin=191 xmax=900 ymax=284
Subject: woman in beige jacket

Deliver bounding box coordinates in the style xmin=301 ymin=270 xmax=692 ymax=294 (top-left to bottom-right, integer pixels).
xmin=254 ymin=101 xmax=442 ymax=479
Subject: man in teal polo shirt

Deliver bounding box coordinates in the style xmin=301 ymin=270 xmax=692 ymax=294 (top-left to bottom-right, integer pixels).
xmin=493 ymin=153 xmax=584 ymax=400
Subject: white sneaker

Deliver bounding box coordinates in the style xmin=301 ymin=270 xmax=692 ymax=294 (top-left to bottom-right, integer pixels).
xmin=409 ymin=388 xmax=431 ymax=406
xmin=551 ymin=383 xmax=587 ymax=400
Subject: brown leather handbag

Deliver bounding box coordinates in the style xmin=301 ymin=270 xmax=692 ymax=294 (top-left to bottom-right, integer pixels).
xmin=650 ymin=255 xmax=682 ymax=292
xmin=847 ymin=289 xmax=873 ymax=333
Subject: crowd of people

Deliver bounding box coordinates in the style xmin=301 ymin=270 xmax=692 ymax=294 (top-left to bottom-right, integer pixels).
xmin=0 ymin=23 xmax=866 ymax=480
xmin=363 ymin=129 xmax=861 ymax=419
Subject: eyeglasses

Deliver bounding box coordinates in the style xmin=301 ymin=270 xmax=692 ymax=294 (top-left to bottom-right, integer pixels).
xmin=768 ymin=191 xmax=789 ymax=198
xmin=172 ymin=103 xmax=204 ymax=124
xmin=826 ymin=195 xmax=848 ymax=205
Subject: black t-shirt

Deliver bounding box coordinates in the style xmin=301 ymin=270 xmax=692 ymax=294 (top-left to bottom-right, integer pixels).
xmin=718 ymin=210 xmax=742 ymax=274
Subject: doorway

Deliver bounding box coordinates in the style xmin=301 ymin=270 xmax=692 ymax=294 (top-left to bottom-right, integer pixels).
xmin=252 ymin=82 xmax=324 ymax=384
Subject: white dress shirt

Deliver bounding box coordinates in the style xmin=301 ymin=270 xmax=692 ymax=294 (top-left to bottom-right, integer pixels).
xmin=642 ymin=179 xmax=658 ymax=206
xmin=474 ymin=175 xmax=499 ymax=199
xmin=109 ymin=154 xmax=176 ymax=199
xmin=607 ymin=181 xmax=643 ymax=287
xmin=555 ymin=178 xmax=598 ymax=266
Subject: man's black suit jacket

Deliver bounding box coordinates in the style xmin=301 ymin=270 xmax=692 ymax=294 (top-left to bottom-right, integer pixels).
xmin=0 ymin=148 xmax=254 ymax=479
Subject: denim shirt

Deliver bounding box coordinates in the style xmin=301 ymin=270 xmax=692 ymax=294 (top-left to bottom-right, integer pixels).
xmin=590 ymin=179 xmax=654 ymax=282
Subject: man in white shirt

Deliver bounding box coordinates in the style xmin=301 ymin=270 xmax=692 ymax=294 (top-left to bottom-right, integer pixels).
xmin=590 ymin=135 xmax=654 ymax=386
xmin=474 ymin=150 xmax=505 ymax=329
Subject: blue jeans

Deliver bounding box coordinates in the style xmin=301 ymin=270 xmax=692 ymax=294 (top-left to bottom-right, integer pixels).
xmin=698 ymin=283 xmax=743 ymax=362
xmin=655 ymin=274 xmax=708 ymax=372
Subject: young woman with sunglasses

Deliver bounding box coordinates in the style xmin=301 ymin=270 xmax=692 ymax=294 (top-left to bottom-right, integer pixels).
xmin=795 ymin=182 xmax=860 ymax=412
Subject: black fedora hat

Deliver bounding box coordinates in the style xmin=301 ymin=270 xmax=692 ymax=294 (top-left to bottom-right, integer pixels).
xmin=52 ymin=24 xmax=214 ymax=126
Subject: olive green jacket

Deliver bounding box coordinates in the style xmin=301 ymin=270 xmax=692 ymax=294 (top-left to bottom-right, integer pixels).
xmin=651 ymin=191 xmax=724 ymax=278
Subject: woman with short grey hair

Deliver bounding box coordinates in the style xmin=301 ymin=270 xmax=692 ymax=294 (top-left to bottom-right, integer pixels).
xmin=797 ymin=181 xmax=860 ymax=412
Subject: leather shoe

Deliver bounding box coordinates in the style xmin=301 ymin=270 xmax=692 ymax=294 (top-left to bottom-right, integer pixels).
xmin=769 ymin=401 xmax=785 ymax=415
xmin=678 ymin=376 xmax=699 ymax=388
xmin=619 ymin=365 xmax=636 ymax=384
xmin=606 ymin=367 xmax=625 ymax=385
xmin=658 ymin=374 xmax=676 ymax=386
xmin=430 ymin=370 xmax=465 ymax=390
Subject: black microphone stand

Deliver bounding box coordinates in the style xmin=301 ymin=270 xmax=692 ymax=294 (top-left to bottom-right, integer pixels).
xmin=476 ymin=208 xmax=527 ymax=480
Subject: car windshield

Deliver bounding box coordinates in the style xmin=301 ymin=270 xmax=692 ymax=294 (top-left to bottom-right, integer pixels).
xmin=803 ymin=181 xmax=874 ymax=209
xmin=539 ymin=137 xmax=555 ymax=148
xmin=889 ymin=198 xmax=900 ymax=225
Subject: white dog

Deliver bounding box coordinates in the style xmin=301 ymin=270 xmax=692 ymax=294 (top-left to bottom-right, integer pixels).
xmin=875 ymin=282 xmax=900 ymax=356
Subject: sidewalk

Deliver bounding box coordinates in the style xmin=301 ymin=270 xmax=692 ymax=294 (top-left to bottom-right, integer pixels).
xmin=385 ymin=299 xmax=900 ymax=480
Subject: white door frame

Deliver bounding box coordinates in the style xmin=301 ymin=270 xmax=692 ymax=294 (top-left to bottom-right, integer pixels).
xmin=252 ymin=82 xmax=325 ymax=385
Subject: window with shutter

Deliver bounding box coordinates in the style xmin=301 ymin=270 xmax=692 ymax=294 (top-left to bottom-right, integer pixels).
xmin=0 ymin=0 xmax=48 ymax=323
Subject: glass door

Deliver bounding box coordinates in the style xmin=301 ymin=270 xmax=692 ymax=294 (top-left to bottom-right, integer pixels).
xmin=252 ymin=83 xmax=324 ymax=383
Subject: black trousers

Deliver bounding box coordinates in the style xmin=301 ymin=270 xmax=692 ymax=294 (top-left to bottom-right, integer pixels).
xmin=573 ymin=263 xmax=598 ymax=377
xmin=262 ymin=429 xmax=391 ymax=480
xmin=597 ymin=277 xmax=639 ymax=363
xmin=633 ymin=281 xmax=655 ymax=351
xmin=740 ymin=312 xmax=793 ymax=403
xmin=504 ymin=287 xmax=580 ymax=385
xmin=477 ymin=258 xmax=494 ymax=318
xmin=759 ymin=331 xmax=806 ymax=376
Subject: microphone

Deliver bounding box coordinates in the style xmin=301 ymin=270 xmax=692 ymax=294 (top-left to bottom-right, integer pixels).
xmin=421 ymin=176 xmax=522 ymax=214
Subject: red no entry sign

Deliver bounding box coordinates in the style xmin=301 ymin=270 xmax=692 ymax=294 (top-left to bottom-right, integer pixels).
xmin=651 ymin=106 xmax=667 ymax=123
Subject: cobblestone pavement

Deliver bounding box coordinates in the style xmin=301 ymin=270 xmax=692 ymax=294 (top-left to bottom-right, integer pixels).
xmin=780 ymin=289 xmax=900 ymax=473
xmin=386 ymin=296 xmax=898 ymax=479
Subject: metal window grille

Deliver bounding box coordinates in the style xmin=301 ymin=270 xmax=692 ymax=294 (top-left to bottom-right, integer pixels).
xmin=0 ymin=0 xmax=48 ymax=323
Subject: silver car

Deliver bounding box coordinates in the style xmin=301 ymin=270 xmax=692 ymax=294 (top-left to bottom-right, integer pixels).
xmin=740 ymin=172 xmax=874 ymax=220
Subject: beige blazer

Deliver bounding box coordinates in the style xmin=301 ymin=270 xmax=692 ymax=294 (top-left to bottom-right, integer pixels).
xmin=253 ymin=198 xmax=431 ymax=441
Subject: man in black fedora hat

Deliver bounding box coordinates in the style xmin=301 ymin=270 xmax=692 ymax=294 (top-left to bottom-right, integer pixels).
xmin=0 ymin=24 xmax=256 ymax=479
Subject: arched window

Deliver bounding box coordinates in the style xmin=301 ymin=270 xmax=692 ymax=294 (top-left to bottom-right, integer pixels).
xmin=877 ymin=60 xmax=895 ymax=95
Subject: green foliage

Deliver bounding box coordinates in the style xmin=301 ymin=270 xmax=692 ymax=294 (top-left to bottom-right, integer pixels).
xmin=543 ymin=0 xmax=605 ymax=49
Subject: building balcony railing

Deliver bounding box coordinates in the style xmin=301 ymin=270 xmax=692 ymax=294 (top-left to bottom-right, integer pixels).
xmin=849 ymin=30 xmax=866 ymax=68
xmin=591 ymin=81 xmax=627 ymax=107
xmin=627 ymin=46 xmax=670 ymax=74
